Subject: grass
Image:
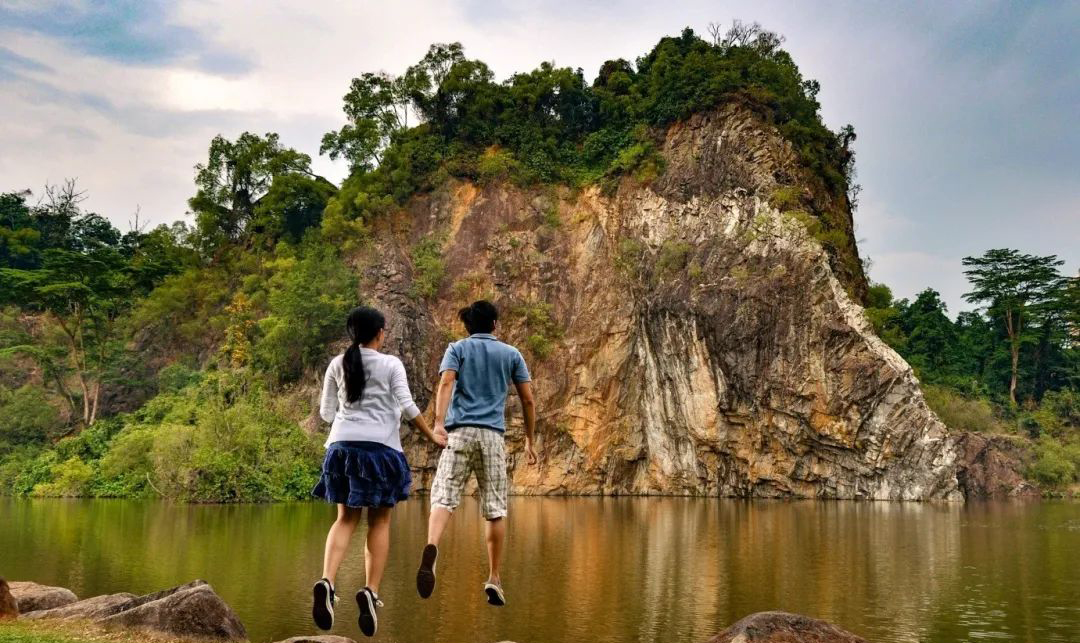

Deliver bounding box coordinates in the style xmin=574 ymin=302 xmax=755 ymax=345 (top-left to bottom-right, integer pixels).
xmin=0 ymin=620 xmax=187 ymax=643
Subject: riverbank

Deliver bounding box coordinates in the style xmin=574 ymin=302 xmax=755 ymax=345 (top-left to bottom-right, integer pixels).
xmin=1 ymin=580 xmax=871 ymax=643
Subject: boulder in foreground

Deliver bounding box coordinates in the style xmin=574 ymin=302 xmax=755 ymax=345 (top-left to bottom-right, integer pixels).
xmin=20 ymin=592 xmax=138 ymax=621
xmin=95 ymin=580 xmax=246 ymax=641
xmin=0 ymin=579 xmax=18 ymax=620
xmin=707 ymin=611 xmax=868 ymax=643
xmin=7 ymin=581 xmax=78 ymax=613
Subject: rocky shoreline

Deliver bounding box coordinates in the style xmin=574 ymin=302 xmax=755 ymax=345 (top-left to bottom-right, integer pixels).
xmin=2 ymin=577 xmax=870 ymax=643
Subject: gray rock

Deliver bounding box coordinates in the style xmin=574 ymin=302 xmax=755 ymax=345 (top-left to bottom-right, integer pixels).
xmin=0 ymin=579 xmax=18 ymax=620
xmin=96 ymin=581 xmax=246 ymax=641
xmin=7 ymin=581 xmax=77 ymax=613
xmin=391 ymin=104 xmax=964 ymax=500
xmin=706 ymin=611 xmax=868 ymax=643
xmin=20 ymin=592 xmax=138 ymax=621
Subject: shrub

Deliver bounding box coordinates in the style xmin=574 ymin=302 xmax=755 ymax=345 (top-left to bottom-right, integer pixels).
xmin=1029 ymin=436 xmax=1080 ymax=487
xmin=476 ymin=147 xmax=520 ymax=184
xmin=769 ymin=186 xmax=803 ymax=211
xmin=923 ymin=384 xmax=1006 ymax=434
xmin=513 ymin=301 xmax=562 ymax=360
xmin=615 ymin=238 xmax=645 ymax=277
xmin=253 ymin=244 xmax=357 ymax=383
xmin=31 ymin=456 xmax=93 ymax=497
xmin=410 ymin=235 xmax=446 ymax=299
xmin=656 ymin=240 xmax=693 ymax=276
xmin=0 ymin=384 xmax=63 ymax=455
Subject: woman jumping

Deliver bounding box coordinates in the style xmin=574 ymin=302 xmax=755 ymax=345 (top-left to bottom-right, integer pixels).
xmin=311 ymin=306 xmax=446 ymax=637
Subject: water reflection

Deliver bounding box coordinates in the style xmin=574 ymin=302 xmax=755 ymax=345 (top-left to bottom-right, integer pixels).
xmin=1 ymin=498 xmax=1077 ymax=643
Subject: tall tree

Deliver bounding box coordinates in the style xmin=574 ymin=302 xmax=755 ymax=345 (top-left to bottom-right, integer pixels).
xmin=962 ymin=249 xmax=1065 ymax=404
xmin=188 ymin=132 xmax=313 ymax=253
xmin=321 ymin=43 xmax=465 ymax=172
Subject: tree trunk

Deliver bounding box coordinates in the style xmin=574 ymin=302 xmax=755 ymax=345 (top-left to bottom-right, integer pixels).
xmin=1009 ymin=343 xmax=1019 ymax=405
xmin=1004 ymin=308 xmax=1019 ymax=405
xmin=89 ymin=380 xmax=100 ymax=425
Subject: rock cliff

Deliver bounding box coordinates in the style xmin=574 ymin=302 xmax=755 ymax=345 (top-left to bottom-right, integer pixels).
xmin=346 ymin=103 xmax=963 ymax=500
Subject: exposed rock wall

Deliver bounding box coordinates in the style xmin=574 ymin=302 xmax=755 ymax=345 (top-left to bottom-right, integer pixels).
xmin=348 ymin=103 xmax=963 ymax=500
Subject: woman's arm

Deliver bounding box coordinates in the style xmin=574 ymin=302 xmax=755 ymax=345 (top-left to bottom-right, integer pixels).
xmin=391 ymin=359 xmax=446 ymax=446
xmin=319 ymin=361 xmax=338 ymax=424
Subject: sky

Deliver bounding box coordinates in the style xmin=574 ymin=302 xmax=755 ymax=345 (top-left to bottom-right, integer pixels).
xmin=1 ymin=0 xmax=1076 ymax=314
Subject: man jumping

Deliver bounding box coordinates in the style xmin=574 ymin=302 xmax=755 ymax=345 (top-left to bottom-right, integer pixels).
xmin=416 ymin=300 xmax=538 ymax=606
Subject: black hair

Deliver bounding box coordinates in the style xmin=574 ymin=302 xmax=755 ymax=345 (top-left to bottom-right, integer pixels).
xmin=343 ymin=306 xmax=385 ymax=403
xmin=458 ymin=300 xmax=498 ymax=335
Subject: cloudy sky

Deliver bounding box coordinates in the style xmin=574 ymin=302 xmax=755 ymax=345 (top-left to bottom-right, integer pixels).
xmin=1 ymin=0 xmax=1076 ymax=313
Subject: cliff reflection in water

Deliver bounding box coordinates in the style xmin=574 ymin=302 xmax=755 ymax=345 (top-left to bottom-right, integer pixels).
xmin=2 ymin=497 xmax=1078 ymax=643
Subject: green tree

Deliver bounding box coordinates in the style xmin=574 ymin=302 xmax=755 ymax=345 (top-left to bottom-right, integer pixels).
xmin=189 ymin=132 xmax=314 ymax=253
xmin=963 ymin=249 xmax=1066 ymax=404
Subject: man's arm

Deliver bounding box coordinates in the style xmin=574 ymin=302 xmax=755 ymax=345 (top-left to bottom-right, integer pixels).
xmin=433 ymin=369 xmax=457 ymax=439
xmin=514 ymin=380 xmax=538 ymax=465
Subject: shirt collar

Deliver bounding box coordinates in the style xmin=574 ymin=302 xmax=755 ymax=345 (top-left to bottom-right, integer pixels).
xmin=469 ymin=333 xmax=497 ymax=340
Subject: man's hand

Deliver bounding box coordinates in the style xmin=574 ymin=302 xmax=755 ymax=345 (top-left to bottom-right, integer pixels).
xmin=524 ymin=437 xmax=539 ymax=465
xmin=433 ymin=423 xmax=449 ymax=448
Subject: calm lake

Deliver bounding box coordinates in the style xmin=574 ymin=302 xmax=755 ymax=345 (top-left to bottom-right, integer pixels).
xmin=1 ymin=497 xmax=1078 ymax=643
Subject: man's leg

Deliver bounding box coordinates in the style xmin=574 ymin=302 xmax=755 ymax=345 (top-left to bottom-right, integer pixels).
xmin=427 ymin=506 xmax=453 ymax=546
xmin=484 ymin=516 xmax=505 ymax=585
xmin=418 ymin=430 xmax=471 ymax=598
xmin=476 ymin=430 xmax=508 ymax=603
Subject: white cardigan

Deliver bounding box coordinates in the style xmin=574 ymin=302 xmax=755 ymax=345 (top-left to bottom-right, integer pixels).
xmin=319 ymin=349 xmax=421 ymax=451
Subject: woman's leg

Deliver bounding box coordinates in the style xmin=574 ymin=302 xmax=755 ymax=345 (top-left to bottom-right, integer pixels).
xmin=322 ymin=504 xmax=364 ymax=586
xmin=364 ymin=507 xmax=392 ymax=593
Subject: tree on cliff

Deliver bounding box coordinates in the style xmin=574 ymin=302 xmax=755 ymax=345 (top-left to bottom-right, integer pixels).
xmin=962 ymin=249 xmax=1067 ymax=405
xmin=188 ymin=132 xmax=316 ymax=255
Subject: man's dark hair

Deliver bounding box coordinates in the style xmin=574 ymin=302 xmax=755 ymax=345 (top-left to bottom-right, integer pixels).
xmin=459 ymin=300 xmax=497 ymax=334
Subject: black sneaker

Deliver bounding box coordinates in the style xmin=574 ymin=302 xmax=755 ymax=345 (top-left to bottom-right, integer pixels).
xmin=356 ymin=587 xmax=383 ymax=637
xmin=416 ymin=544 xmax=438 ymax=599
xmin=484 ymin=581 xmax=506 ymax=607
xmin=312 ymin=578 xmax=336 ymax=630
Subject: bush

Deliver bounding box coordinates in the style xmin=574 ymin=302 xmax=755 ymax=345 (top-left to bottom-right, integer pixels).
xmin=656 ymin=240 xmax=693 ymax=276
xmin=476 ymin=147 xmax=520 ymax=184
xmin=32 ymin=456 xmax=93 ymax=497
xmin=923 ymin=384 xmax=1007 ymax=434
xmin=253 ymin=243 xmax=357 ymax=383
xmin=0 ymin=384 xmax=63 ymax=455
xmin=410 ymin=235 xmax=446 ymax=299
xmin=513 ymin=301 xmax=562 ymax=360
xmin=1029 ymin=436 xmax=1080 ymax=487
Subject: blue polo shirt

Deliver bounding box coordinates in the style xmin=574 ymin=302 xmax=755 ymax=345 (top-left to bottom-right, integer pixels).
xmin=439 ymin=333 xmax=531 ymax=432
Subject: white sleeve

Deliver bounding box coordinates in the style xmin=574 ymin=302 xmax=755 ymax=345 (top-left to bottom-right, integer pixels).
xmin=319 ymin=361 xmax=339 ymax=423
xmin=390 ymin=359 xmax=421 ymax=421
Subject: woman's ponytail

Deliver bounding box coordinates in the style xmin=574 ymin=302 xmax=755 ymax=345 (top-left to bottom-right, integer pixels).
xmin=342 ymin=306 xmax=386 ymax=403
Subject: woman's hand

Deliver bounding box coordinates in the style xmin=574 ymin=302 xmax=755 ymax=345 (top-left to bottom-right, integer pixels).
xmin=411 ymin=414 xmax=447 ymax=448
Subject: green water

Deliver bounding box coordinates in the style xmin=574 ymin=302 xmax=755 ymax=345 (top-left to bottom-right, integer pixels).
xmin=1 ymin=498 xmax=1078 ymax=643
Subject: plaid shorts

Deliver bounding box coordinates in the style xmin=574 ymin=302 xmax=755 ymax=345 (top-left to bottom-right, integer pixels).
xmin=430 ymin=426 xmax=508 ymax=520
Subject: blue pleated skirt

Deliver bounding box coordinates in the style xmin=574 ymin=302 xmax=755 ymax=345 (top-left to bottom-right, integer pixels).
xmin=311 ymin=441 xmax=412 ymax=508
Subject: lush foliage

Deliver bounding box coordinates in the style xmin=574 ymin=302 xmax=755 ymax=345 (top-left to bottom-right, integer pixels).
xmin=0 ymin=372 xmax=322 ymax=501
xmin=866 ymin=253 xmax=1079 ymax=488
xmin=322 ymin=23 xmax=856 ymax=226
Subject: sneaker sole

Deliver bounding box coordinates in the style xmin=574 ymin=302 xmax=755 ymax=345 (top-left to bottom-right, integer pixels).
xmin=416 ymin=544 xmax=438 ymax=599
xmin=312 ymin=581 xmax=333 ymax=630
xmin=485 ymin=585 xmax=505 ymax=607
xmin=357 ymin=590 xmax=377 ymax=637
